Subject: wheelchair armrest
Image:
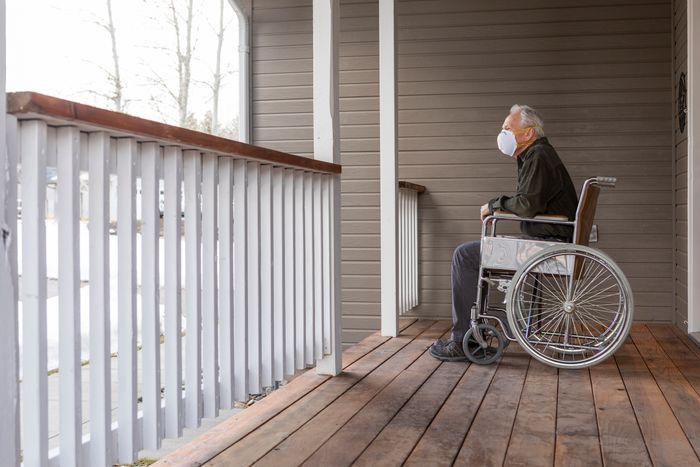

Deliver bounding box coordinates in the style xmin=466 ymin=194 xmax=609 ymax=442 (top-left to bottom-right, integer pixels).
xmin=484 ymin=210 xmax=574 ymax=226
xmin=492 ymin=210 xmax=570 ymax=222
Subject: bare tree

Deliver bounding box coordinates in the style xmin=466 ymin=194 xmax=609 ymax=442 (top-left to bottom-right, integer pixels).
xmin=83 ymin=0 xmax=124 ymax=111
xmin=211 ymin=0 xmax=226 ymax=134
xmin=169 ymin=0 xmax=195 ymax=127
xmin=104 ymin=0 xmax=124 ymax=112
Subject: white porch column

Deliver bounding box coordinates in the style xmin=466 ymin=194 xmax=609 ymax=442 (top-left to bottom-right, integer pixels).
xmin=313 ymin=0 xmax=342 ymax=375
xmin=230 ymin=0 xmax=251 ymax=143
xmin=688 ymin=0 xmax=700 ymax=334
xmin=0 ymin=1 xmax=20 ymax=465
xmin=379 ymin=0 xmax=399 ymax=337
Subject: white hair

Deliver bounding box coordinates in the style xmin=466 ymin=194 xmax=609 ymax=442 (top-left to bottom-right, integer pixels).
xmin=510 ymin=104 xmax=545 ymax=137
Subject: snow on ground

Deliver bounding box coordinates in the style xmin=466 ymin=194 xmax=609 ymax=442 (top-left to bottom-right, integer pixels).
xmin=17 ymin=220 xmax=188 ymax=372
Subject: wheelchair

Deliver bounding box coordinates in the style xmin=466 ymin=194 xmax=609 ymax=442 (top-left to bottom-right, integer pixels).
xmin=463 ymin=177 xmax=633 ymax=369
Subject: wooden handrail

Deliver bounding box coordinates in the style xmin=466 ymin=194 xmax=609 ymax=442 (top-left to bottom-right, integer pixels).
xmin=398 ymin=181 xmax=426 ymax=194
xmin=7 ymin=92 xmax=341 ymax=174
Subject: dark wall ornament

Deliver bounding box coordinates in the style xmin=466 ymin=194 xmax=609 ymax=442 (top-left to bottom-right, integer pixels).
xmin=679 ymin=72 xmax=687 ymax=134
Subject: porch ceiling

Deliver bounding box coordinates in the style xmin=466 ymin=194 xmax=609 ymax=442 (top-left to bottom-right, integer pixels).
xmin=155 ymin=319 xmax=700 ymax=467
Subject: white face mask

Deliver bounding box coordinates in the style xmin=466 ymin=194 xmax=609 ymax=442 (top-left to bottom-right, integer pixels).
xmin=497 ymin=129 xmax=517 ymax=157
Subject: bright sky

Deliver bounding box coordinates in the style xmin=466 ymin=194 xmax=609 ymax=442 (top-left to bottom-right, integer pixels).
xmin=7 ymin=0 xmax=240 ymax=134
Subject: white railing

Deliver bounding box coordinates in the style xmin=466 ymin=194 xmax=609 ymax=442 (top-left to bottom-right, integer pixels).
xmin=398 ymin=181 xmax=424 ymax=315
xmin=3 ymin=92 xmax=342 ymax=467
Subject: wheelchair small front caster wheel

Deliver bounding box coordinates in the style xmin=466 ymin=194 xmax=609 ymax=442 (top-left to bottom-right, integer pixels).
xmin=462 ymin=323 xmax=505 ymax=365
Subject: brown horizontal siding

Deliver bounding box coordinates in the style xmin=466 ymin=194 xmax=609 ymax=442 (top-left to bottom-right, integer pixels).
xmin=253 ymin=0 xmax=675 ymax=347
xmin=673 ymin=0 xmax=688 ymax=330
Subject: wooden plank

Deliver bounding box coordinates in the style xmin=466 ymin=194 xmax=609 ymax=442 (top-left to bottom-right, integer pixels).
xmin=350 ymin=358 xmax=467 ymax=467
xmin=163 ymin=146 xmax=183 ymax=437
xmin=272 ymin=167 xmax=285 ymax=382
xmin=404 ymin=361 xmax=498 ymax=467
xmin=303 ymin=335 xmax=455 ymax=466
xmin=7 ymin=92 xmax=342 ymax=174
xmin=294 ymin=170 xmax=306 ymax=369
xmin=304 ymin=171 xmax=315 ymax=365
xmin=251 ymin=320 xmax=450 ymax=467
xmin=453 ymin=347 xmax=530 ymax=467
xmin=117 ymin=137 xmax=138 ymax=463
xmin=669 ymin=324 xmax=700 ymax=360
xmin=283 ymin=169 xmax=296 ymax=375
xmin=0 ymin=114 xmax=20 ymax=467
xmin=247 ymin=161 xmax=262 ymax=395
xmin=503 ymin=360 xmax=557 ymax=467
xmin=630 ymin=325 xmax=700 ymax=457
xmin=207 ymin=320 xmax=441 ymax=466
xmin=321 ymin=175 xmax=332 ymax=354
xmin=202 ymin=153 xmax=219 ymax=417
xmin=218 ymin=157 xmax=234 ymax=409
xmin=154 ymin=320 xmax=419 ymax=466
xmin=233 ymin=159 xmax=249 ymax=402
xmin=615 ymin=341 xmax=700 ymax=466
xmin=313 ymin=173 xmax=324 ymax=360
xmin=21 ymin=120 xmax=49 ymax=467
xmin=56 ymin=126 xmax=82 ymax=466
xmin=590 ymin=357 xmax=652 ymax=467
xmin=88 ymin=132 xmax=113 ymax=465
xmin=649 ymin=324 xmax=700 ymax=393
xmin=260 ymin=164 xmax=274 ymax=388
xmin=184 ymin=150 xmax=202 ymax=428
xmin=140 ymin=142 xmax=162 ymax=450
xmin=555 ymin=369 xmax=602 ymax=467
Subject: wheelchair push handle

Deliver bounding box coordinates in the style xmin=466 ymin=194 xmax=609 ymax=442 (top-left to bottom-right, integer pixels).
xmin=595 ymin=176 xmax=617 ymax=187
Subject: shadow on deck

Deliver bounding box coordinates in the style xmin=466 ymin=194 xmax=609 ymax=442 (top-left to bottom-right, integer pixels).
xmin=154 ymin=319 xmax=700 ymax=467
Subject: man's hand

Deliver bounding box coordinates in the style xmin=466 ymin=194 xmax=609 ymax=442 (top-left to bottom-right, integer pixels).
xmin=480 ymin=203 xmax=491 ymax=221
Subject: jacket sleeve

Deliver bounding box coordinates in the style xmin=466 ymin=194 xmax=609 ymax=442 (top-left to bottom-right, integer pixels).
xmin=488 ymin=155 xmax=559 ymax=218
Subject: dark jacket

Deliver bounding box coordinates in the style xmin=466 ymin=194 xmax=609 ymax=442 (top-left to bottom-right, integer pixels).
xmin=488 ymin=137 xmax=578 ymax=240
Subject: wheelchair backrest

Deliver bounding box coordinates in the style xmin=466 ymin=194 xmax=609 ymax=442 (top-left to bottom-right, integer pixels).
xmin=573 ymin=180 xmax=601 ymax=246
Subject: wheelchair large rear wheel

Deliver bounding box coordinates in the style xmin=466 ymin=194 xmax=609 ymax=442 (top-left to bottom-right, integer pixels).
xmin=506 ymin=244 xmax=633 ymax=369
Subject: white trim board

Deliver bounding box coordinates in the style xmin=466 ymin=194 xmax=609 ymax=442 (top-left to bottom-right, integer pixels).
xmin=688 ymin=0 xmax=700 ymax=332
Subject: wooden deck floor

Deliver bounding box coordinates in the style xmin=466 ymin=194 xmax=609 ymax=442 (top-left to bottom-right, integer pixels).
xmin=155 ymin=319 xmax=700 ymax=467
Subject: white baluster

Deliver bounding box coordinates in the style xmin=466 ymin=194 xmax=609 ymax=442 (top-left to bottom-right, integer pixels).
xmin=233 ymin=159 xmax=249 ymax=402
xmin=294 ymin=170 xmax=305 ymax=369
xmin=321 ymin=175 xmax=331 ymax=354
xmin=163 ymin=146 xmax=183 ymax=438
xmin=218 ymin=158 xmax=234 ymax=409
xmin=412 ymin=191 xmax=418 ymax=308
xmin=260 ymin=165 xmax=273 ymax=389
xmin=21 ymin=120 xmax=48 ymax=467
xmin=88 ymin=132 xmax=112 ymax=466
xmin=183 ymin=150 xmax=202 ymax=428
xmin=304 ymin=171 xmax=314 ymax=366
xmin=272 ymin=167 xmax=285 ymax=382
xmin=398 ymin=189 xmax=404 ymax=314
xmin=313 ymin=173 xmax=323 ymax=360
xmin=411 ymin=191 xmax=415 ymax=309
xmin=283 ymin=169 xmax=296 ymax=375
xmin=117 ymin=138 xmax=138 ymax=463
xmin=57 ymin=126 xmax=82 ymax=467
xmin=1 ymin=115 xmax=20 ymax=466
xmin=247 ymin=162 xmax=261 ymax=395
xmin=202 ymin=154 xmax=219 ymax=418
xmin=316 ymin=174 xmax=342 ymax=375
xmin=140 ymin=142 xmax=162 ymax=450
xmin=403 ymin=189 xmax=407 ymax=314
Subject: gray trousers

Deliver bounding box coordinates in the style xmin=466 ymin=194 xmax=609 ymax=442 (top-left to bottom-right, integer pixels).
xmin=451 ymin=240 xmax=480 ymax=342
xmin=450 ymin=236 xmax=565 ymax=342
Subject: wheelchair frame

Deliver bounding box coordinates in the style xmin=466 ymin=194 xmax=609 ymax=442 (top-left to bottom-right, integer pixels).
xmin=465 ymin=177 xmax=634 ymax=369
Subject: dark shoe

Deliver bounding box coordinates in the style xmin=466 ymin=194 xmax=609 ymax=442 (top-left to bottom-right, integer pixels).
xmin=430 ymin=337 xmax=449 ymax=351
xmin=429 ymin=339 xmax=468 ymax=362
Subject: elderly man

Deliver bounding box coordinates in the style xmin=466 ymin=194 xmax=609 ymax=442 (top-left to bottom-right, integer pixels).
xmin=430 ymin=104 xmax=579 ymax=362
